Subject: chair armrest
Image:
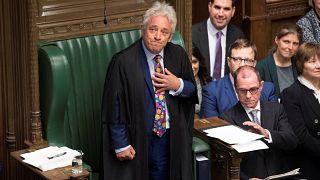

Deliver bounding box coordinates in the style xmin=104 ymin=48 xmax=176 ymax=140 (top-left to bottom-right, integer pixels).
xmin=38 ymin=45 xmax=71 ymax=146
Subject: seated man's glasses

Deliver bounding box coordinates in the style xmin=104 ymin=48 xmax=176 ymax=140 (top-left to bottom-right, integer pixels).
xmin=229 ymin=57 xmax=256 ymax=65
xmin=236 ymin=86 xmax=260 ymax=95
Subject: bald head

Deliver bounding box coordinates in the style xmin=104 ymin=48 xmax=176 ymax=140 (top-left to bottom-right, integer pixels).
xmin=234 ymin=66 xmax=263 ymax=108
xmin=234 ymin=66 xmax=261 ymax=87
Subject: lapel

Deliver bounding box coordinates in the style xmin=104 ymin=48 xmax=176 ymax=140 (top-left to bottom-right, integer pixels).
xmin=259 ymin=102 xmax=274 ymax=130
xmin=300 ymin=82 xmax=320 ymax=118
xmin=139 ymin=40 xmax=155 ymax=102
xmin=267 ymin=54 xmax=280 ymax=93
xmin=224 ymin=75 xmax=238 ymax=107
xmin=232 ymin=102 xmax=251 ymax=129
xmin=199 ymin=22 xmax=211 ymax=71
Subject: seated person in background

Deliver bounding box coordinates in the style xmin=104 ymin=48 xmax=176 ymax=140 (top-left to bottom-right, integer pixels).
xmin=296 ymin=0 xmax=320 ymax=43
xmin=221 ymin=65 xmax=298 ymax=180
xmin=191 ymin=46 xmax=212 ymax=115
xmin=256 ymin=23 xmax=301 ymax=96
xmin=281 ymin=42 xmax=320 ymax=180
xmin=200 ymin=39 xmax=277 ymax=118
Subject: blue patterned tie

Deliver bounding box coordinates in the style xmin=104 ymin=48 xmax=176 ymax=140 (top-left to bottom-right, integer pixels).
xmin=153 ymin=55 xmax=166 ymax=137
xmin=213 ymin=31 xmax=222 ymax=80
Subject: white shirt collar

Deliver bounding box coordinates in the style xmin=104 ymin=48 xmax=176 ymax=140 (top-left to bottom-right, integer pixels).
xmin=242 ymin=101 xmax=261 ymax=115
xmin=298 ymin=76 xmax=320 ymax=103
xmin=142 ymin=40 xmax=164 ymax=60
xmin=207 ymin=18 xmax=227 ymax=36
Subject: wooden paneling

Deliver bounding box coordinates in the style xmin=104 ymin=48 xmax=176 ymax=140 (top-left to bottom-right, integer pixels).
xmin=243 ymin=0 xmax=309 ymax=60
xmin=36 ymin=0 xmax=157 ymax=41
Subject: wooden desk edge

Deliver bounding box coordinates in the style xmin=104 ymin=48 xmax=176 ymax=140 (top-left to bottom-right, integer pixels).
xmin=11 ymin=149 xmax=89 ymax=179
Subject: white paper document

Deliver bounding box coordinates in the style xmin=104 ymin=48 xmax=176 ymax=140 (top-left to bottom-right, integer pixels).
xmin=20 ymin=146 xmax=81 ymax=171
xmin=264 ymin=168 xmax=300 ymax=180
xmin=231 ymin=140 xmax=268 ymax=153
xmin=203 ymin=125 xmax=268 ymax=153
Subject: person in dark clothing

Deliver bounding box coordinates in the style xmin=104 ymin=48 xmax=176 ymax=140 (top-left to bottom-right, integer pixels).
xmin=101 ymin=1 xmax=197 ymax=180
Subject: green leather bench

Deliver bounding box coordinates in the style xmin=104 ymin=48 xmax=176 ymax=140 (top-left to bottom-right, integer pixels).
xmin=38 ymin=29 xmax=208 ymax=179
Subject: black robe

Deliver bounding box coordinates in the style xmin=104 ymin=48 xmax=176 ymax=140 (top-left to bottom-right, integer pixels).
xmin=101 ymin=39 xmax=197 ymax=180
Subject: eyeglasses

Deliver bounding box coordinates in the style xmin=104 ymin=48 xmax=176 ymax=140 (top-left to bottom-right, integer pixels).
xmin=229 ymin=57 xmax=256 ymax=65
xmin=236 ymin=87 xmax=260 ymax=95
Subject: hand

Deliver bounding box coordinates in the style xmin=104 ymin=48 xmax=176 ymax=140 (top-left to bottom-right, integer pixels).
xmin=152 ymin=68 xmax=180 ymax=93
xmin=249 ymin=178 xmax=262 ymax=180
xmin=243 ymin=121 xmax=269 ymax=139
xmin=116 ymin=146 xmax=136 ymax=161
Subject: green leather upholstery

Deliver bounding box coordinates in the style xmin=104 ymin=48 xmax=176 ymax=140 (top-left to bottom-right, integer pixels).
xmin=38 ymin=29 xmax=185 ymax=177
xmin=192 ymin=137 xmax=210 ymax=180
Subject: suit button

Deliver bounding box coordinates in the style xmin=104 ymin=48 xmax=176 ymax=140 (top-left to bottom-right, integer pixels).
xmin=315 ymin=119 xmax=319 ymax=124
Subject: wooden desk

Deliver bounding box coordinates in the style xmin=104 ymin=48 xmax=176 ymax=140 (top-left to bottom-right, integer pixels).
xmin=194 ymin=117 xmax=243 ymax=180
xmin=11 ymin=149 xmax=89 ymax=179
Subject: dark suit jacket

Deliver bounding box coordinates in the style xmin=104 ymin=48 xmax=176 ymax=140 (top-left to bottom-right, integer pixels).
xmin=221 ymin=102 xmax=298 ymax=180
xmin=281 ymin=80 xmax=320 ymax=180
xmin=256 ymin=54 xmax=298 ymax=96
xmin=192 ymin=20 xmax=245 ymax=76
xmin=200 ymin=75 xmax=278 ymax=118
xmin=101 ymin=39 xmax=197 ymax=180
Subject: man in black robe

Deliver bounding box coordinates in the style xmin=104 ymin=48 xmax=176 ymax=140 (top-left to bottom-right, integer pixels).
xmin=101 ymin=1 xmax=197 ymax=180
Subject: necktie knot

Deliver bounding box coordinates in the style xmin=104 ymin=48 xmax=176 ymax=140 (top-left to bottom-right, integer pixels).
xmin=153 ymin=55 xmax=162 ymax=63
xmin=216 ymin=31 xmax=222 ymax=39
xmin=250 ymin=109 xmax=260 ymax=125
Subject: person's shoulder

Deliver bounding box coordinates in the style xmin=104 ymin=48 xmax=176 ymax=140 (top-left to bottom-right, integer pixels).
xmin=262 ymin=81 xmax=275 ymax=91
xmin=165 ymin=42 xmax=186 ymax=54
xmin=192 ymin=20 xmax=207 ymax=31
xmin=227 ymin=24 xmax=244 ymax=34
xmin=282 ymin=81 xmax=300 ymax=94
xmin=297 ymin=9 xmax=314 ymax=24
xmin=257 ymin=54 xmax=273 ymax=67
xmin=204 ymin=76 xmax=229 ymax=91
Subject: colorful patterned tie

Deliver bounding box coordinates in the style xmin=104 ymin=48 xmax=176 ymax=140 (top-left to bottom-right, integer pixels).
xmin=213 ymin=31 xmax=222 ymax=80
xmin=153 ymin=55 xmax=166 ymax=137
xmin=250 ymin=109 xmax=260 ymax=125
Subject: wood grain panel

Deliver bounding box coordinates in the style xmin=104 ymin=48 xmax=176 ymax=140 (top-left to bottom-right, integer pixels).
xmin=36 ymin=0 xmax=156 ymax=41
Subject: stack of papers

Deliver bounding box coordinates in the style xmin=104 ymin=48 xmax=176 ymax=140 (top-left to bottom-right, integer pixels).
xmin=20 ymin=146 xmax=81 ymax=171
xmin=265 ymin=168 xmax=300 ymax=180
xmin=203 ymin=125 xmax=269 ymax=153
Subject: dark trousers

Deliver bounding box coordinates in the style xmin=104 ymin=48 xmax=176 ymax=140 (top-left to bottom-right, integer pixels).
xmin=149 ymin=130 xmax=170 ymax=180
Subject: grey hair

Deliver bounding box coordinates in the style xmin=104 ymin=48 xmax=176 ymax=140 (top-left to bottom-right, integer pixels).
xmin=143 ymin=1 xmax=177 ymax=33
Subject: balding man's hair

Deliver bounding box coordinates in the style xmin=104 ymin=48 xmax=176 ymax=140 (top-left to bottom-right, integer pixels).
xmin=233 ymin=65 xmax=261 ymax=87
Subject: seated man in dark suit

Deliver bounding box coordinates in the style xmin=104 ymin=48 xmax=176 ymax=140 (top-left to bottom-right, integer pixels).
xmin=200 ymin=39 xmax=278 ymax=118
xmin=221 ymin=65 xmax=298 ymax=180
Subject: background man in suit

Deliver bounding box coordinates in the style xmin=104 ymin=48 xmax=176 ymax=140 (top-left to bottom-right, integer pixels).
xmin=221 ymin=65 xmax=297 ymax=180
xmin=101 ymin=2 xmax=197 ymax=180
xmin=200 ymin=39 xmax=277 ymax=118
xmin=192 ymin=0 xmax=245 ymax=80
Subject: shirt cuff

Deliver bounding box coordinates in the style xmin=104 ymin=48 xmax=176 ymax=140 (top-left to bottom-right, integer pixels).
xmin=169 ymin=78 xmax=184 ymax=96
xmin=115 ymin=145 xmax=131 ymax=153
xmin=264 ymin=129 xmax=273 ymax=143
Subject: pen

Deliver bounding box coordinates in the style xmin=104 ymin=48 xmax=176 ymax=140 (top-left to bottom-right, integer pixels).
xmin=48 ymin=152 xmax=67 ymax=159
